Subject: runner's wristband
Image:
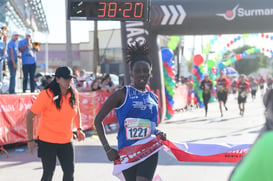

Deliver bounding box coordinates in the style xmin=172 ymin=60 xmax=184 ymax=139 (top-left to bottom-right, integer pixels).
xmin=103 ymin=143 xmax=109 ymax=148
xmin=77 ymin=128 xmax=82 ymax=131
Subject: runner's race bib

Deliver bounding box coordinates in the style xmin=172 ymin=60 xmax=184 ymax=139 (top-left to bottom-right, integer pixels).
xmin=205 ymin=84 xmax=210 ymax=90
xmin=217 ymin=85 xmax=224 ymax=91
xmin=240 ymin=91 xmax=246 ymax=98
xmin=124 ymin=118 xmax=151 ymax=140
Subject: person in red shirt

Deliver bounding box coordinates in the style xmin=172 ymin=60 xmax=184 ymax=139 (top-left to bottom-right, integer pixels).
xmin=216 ymin=71 xmax=230 ymax=117
xmin=259 ymin=76 xmax=266 ymax=96
xmin=236 ymin=74 xmax=250 ymax=116
xmin=200 ymin=74 xmax=213 ymax=116
xmin=26 ymin=66 xmax=85 ymax=181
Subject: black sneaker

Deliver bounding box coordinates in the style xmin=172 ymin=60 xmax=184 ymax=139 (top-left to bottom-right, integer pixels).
xmin=225 ymin=106 xmax=228 ymax=111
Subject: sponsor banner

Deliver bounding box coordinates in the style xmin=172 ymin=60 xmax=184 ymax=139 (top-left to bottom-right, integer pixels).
xmin=0 ymin=94 xmax=40 ymax=146
xmin=148 ymin=0 xmax=273 ymax=35
xmin=0 ymin=91 xmax=117 ymax=146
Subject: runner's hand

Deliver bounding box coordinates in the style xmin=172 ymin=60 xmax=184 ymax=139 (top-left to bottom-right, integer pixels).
xmin=156 ymin=130 xmax=167 ymax=141
xmin=106 ymin=148 xmax=119 ymax=161
xmin=76 ymin=130 xmax=85 ymax=141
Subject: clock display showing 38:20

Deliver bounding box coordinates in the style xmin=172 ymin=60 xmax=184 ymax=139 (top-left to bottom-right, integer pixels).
xmin=97 ymin=2 xmax=144 ymax=18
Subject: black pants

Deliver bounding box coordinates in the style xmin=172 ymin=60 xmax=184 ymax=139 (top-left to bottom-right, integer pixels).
xmin=202 ymin=93 xmax=211 ymax=112
xmin=122 ymin=152 xmax=158 ymax=181
xmin=38 ymin=140 xmax=74 ymax=181
xmin=22 ymin=63 xmax=36 ymax=93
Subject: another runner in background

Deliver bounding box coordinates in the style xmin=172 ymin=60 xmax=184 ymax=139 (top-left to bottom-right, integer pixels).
xmin=231 ymin=78 xmax=238 ymax=98
xmin=258 ymin=75 xmax=266 ymax=96
xmin=200 ymin=74 xmax=213 ymax=117
xmin=94 ymin=42 xmax=166 ymax=181
xmin=216 ymin=71 xmax=230 ymax=117
xmin=236 ymin=74 xmax=250 ymax=116
xmin=249 ymin=76 xmax=258 ymax=100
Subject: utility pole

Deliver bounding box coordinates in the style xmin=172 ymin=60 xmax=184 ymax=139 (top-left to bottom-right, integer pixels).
xmin=93 ymin=20 xmax=99 ymax=76
xmin=65 ymin=0 xmax=73 ymax=68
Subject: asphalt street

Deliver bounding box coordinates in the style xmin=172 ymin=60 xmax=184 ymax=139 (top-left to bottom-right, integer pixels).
xmin=0 ymin=92 xmax=266 ymax=181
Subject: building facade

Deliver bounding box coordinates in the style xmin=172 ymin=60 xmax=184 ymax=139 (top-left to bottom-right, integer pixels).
xmin=37 ymin=29 xmax=124 ymax=75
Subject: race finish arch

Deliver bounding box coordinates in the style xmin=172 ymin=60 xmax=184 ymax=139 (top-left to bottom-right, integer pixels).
xmin=68 ymin=0 xmax=273 ymax=121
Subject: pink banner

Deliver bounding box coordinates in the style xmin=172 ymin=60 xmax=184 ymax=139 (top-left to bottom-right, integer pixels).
xmin=0 ymin=90 xmax=117 ymax=146
xmin=173 ymin=85 xmax=188 ymax=110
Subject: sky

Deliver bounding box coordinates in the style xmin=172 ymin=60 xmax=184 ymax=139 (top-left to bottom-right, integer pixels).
xmin=41 ymin=0 xmax=121 ymax=43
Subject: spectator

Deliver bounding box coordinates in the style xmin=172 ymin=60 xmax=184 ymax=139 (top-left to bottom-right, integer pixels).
xmin=7 ymin=31 xmax=19 ymax=94
xmin=41 ymin=75 xmax=53 ymax=90
xmin=19 ymin=29 xmax=38 ymax=93
xmin=100 ymin=76 xmax=111 ymax=92
xmin=0 ymin=22 xmax=7 ymax=83
xmin=101 ymin=74 xmax=119 ymax=92
xmin=90 ymin=78 xmax=101 ymax=91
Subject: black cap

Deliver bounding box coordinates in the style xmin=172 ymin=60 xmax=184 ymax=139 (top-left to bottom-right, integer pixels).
xmin=55 ymin=66 xmax=75 ymax=79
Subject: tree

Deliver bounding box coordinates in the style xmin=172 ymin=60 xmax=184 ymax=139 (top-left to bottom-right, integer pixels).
xmin=224 ymin=45 xmax=269 ymax=75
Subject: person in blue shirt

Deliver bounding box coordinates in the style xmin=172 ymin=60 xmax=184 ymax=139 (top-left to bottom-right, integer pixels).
xmin=19 ymin=29 xmax=38 ymax=93
xmin=94 ymin=42 xmax=166 ymax=181
xmin=0 ymin=23 xmax=7 ymax=83
xmin=7 ymin=31 xmax=19 ymax=94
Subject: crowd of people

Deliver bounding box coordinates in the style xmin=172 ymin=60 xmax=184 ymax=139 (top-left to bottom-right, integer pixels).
xmin=0 ymin=22 xmax=40 ymax=94
xmin=5 ymin=27 xmax=39 ymax=94
xmin=0 ymin=22 xmax=120 ymax=95
xmin=34 ymin=71 xmax=120 ymax=94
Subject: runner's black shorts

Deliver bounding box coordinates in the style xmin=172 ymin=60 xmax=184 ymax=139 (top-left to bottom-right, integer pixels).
xmin=251 ymin=90 xmax=257 ymax=96
xmin=238 ymin=95 xmax=247 ymax=104
xmin=122 ymin=152 xmax=158 ymax=180
xmin=217 ymin=91 xmax=228 ymax=104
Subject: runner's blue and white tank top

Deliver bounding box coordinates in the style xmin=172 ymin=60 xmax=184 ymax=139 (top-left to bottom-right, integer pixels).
xmin=115 ymin=85 xmax=158 ymax=150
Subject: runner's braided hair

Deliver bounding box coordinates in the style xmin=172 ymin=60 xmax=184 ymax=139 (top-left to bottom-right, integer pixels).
xmin=45 ymin=78 xmax=76 ymax=110
xmin=126 ymin=41 xmax=151 ymax=71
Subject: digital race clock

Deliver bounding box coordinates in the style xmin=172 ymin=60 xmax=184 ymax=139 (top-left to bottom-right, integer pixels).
xmin=68 ymin=0 xmax=150 ymax=21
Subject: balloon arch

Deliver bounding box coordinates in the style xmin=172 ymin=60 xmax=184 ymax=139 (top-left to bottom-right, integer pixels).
xmin=191 ymin=33 xmax=273 ymax=108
